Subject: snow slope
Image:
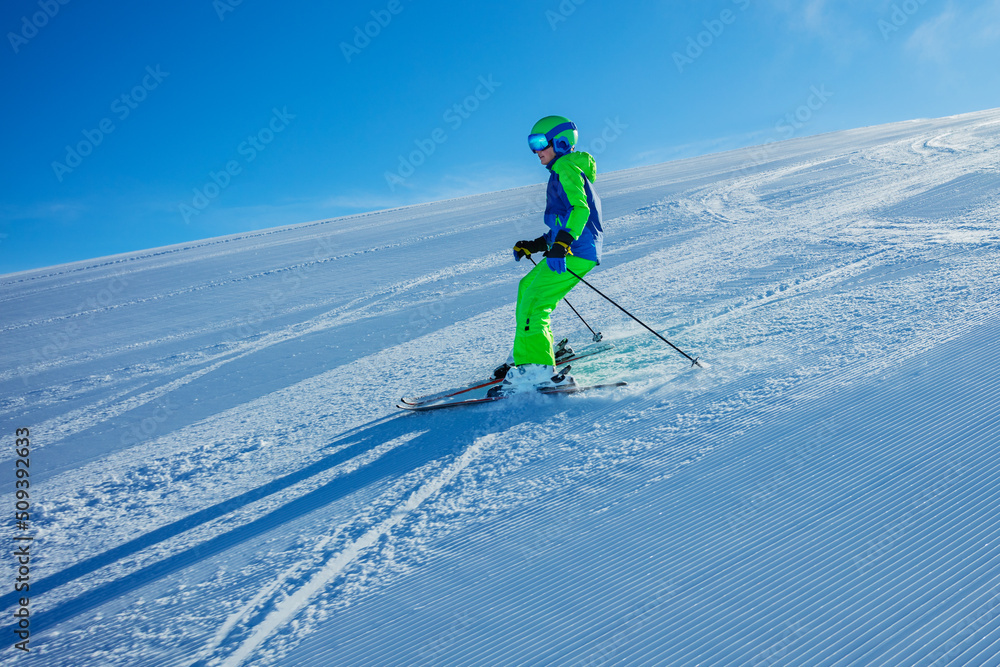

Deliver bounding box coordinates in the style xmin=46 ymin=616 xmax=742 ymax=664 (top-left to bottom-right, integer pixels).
xmin=3 ymin=107 xmax=1000 ymax=666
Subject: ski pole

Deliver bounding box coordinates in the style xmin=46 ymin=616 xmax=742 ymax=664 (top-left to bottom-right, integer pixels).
xmin=528 ymin=256 xmax=603 ymax=342
xmin=565 ymin=267 xmax=703 ymax=368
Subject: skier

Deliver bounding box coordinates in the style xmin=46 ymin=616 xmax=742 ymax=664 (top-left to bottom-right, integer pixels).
xmin=490 ymin=115 xmax=604 ymax=396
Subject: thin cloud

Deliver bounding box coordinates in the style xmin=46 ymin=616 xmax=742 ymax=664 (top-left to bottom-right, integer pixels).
xmin=765 ymin=0 xmax=891 ymax=33
xmin=904 ymin=0 xmax=1000 ymax=64
xmin=968 ymin=0 xmax=1000 ymax=42
xmin=0 ymin=201 xmax=89 ymax=223
xmin=905 ymin=8 xmax=958 ymax=64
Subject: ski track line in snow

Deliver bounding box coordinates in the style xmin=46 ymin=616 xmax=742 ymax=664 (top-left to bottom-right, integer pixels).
xmin=19 ymin=346 xmax=276 ymax=447
xmin=216 ymin=431 xmax=496 ymax=667
xmin=1 ymin=233 xmax=515 ymax=440
xmin=191 ymin=561 xmax=311 ymax=666
xmin=10 ymin=349 xmax=262 ymax=456
xmin=682 ymin=247 xmax=895 ymax=334
xmin=0 ymin=206 xmax=512 ymax=316
xmin=0 ymin=200 xmax=470 ymax=291
xmin=0 ymin=218 xmax=356 ymax=288
xmin=3 ymin=248 xmax=502 ymax=451
xmin=325 ymin=306 xmax=1000 ymax=665
xmin=335 ymin=315 xmax=1000 ymax=667
xmin=293 ymin=378 xmax=828 ymax=662
xmin=1 ymin=238 xmax=492 ymax=379
xmin=0 ymin=415 xmax=417 ymax=624
xmin=433 ymin=249 xmax=994 ymax=547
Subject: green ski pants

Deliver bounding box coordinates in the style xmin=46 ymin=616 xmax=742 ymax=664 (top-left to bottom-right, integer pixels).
xmin=513 ymin=255 xmax=597 ymax=368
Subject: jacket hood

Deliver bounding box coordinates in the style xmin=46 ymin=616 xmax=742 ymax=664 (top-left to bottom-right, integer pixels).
xmin=549 ymin=150 xmax=597 ymax=182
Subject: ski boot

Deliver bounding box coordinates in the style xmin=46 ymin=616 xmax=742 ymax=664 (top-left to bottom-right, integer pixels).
xmin=493 ymin=339 xmax=572 ymax=380
xmin=487 ymin=363 xmax=576 ymax=398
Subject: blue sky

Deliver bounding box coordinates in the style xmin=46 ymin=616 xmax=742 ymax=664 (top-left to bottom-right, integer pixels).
xmin=2 ymin=0 xmax=999 ymax=274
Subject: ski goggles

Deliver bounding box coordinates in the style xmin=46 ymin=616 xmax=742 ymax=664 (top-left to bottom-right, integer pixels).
xmin=527 ymin=121 xmax=578 ymax=152
xmin=527 ymin=133 xmax=552 ymax=152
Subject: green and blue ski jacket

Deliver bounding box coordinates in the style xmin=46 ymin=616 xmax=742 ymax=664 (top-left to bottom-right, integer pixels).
xmin=543 ymin=150 xmax=604 ymax=265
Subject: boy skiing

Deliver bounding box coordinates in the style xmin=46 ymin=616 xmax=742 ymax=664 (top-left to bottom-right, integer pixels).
xmin=490 ymin=115 xmax=604 ymax=397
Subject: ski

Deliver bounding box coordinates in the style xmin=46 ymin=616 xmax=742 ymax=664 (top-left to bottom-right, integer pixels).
xmin=398 ymin=341 xmax=613 ymax=407
xmin=396 ymin=381 xmax=628 ymax=412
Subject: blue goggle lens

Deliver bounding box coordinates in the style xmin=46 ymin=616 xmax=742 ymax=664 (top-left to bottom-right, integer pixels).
xmin=528 ymin=133 xmax=551 ymax=152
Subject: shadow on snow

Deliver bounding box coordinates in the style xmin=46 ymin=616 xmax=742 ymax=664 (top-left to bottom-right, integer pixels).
xmin=4 ymin=404 xmax=534 ymax=635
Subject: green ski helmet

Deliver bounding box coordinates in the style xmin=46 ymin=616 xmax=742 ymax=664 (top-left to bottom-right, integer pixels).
xmin=528 ymin=115 xmax=578 ymax=154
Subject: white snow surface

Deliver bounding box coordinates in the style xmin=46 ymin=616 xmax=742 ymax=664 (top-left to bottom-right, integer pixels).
xmin=4 ymin=108 xmax=1000 ymax=666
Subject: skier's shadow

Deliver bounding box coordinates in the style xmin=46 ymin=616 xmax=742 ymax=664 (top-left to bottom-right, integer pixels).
xmin=8 ymin=405 xmax=536 ymax=635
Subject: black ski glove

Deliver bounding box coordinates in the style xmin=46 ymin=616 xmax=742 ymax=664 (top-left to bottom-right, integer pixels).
xmin=513 ymin=236 xmax=549 ymax=261
xmin=543 ymin=229 xmax=575 ymax=273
